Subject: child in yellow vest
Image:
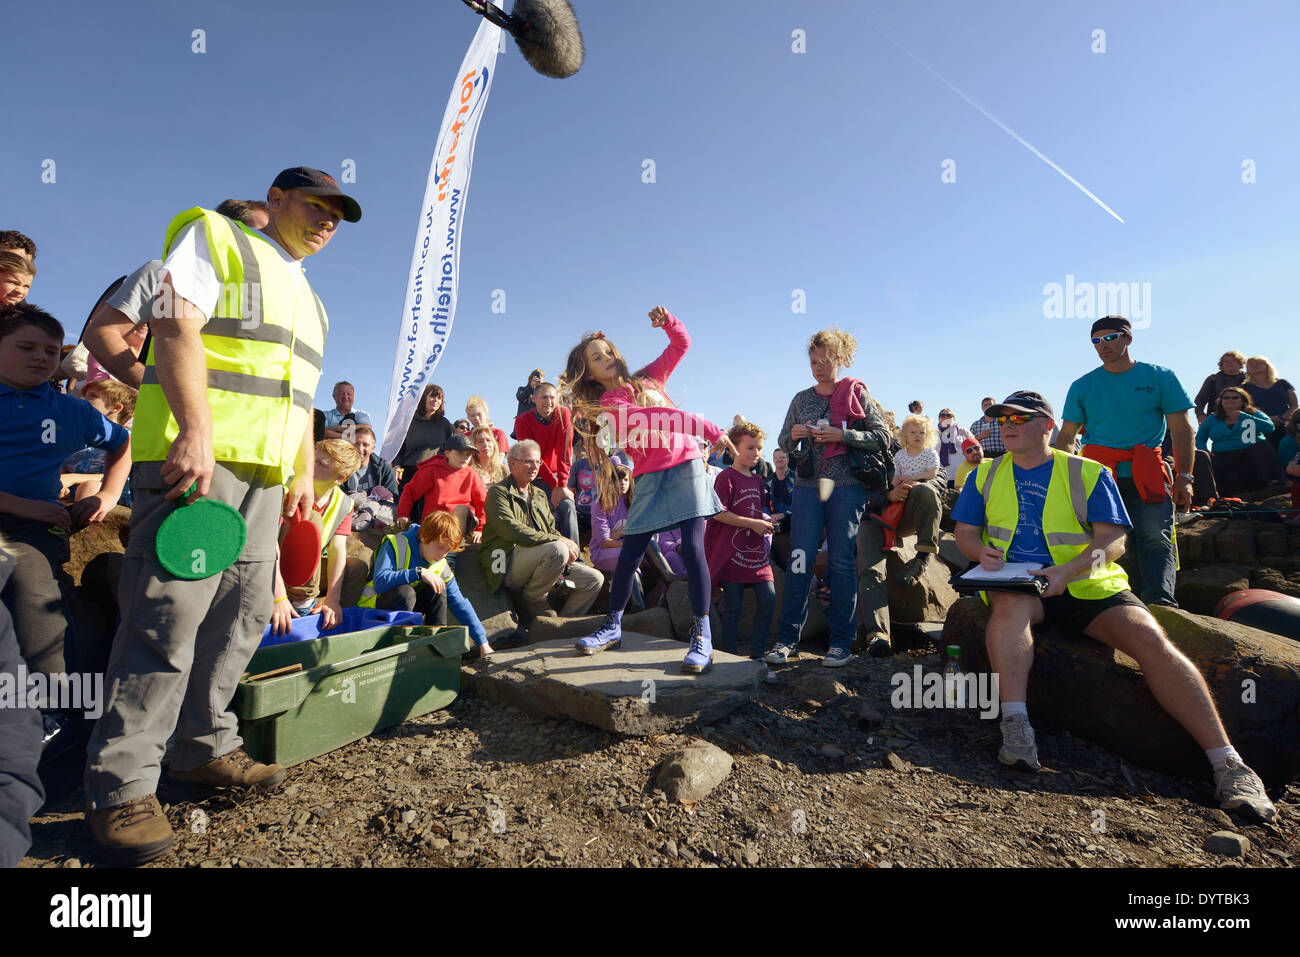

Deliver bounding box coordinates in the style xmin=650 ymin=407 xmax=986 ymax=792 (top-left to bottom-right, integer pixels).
xmin=269 ymin=439 xmax=363 ymax=634
xmin=360 ymin=511 xmax=492 ymax=657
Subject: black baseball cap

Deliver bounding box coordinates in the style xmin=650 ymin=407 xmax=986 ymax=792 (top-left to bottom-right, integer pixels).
xmin=986 ymin=390 xmax=1055 ymax=419
xmin=1090 ymin=315 xmax=1131 ymax=337
xmin=443 ymin=434 xmax=474 ymax=453
xmin=270 ymin=167 xmax=361 ymax=223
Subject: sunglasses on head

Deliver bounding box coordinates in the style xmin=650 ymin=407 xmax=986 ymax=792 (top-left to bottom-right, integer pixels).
xmin=996 ymin=413 xmax=1042 ymax=426
xmin=1090 ymin=332 xmax=1124 ymax=344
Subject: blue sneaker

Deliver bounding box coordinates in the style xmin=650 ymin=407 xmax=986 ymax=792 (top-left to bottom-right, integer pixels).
xmin=575 ymin=611 xmax=623 ymax=656
xmin=682 ymin=616 xmax=714 ymax=674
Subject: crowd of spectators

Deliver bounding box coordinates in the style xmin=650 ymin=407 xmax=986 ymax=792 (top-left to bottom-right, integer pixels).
xmin=0 ymin=199 xmax=1289 ymax=864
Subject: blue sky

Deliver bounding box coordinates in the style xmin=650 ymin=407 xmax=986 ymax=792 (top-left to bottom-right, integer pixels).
xmin=6 ymin=0 xmax=1296 ymax=451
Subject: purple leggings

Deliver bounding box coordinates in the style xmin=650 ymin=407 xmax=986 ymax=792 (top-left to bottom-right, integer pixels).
xmin=609 ymin=516 xmax=709 ymax=616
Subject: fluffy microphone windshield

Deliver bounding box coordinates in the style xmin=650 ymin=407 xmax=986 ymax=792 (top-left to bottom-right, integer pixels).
xmin=509 ymin=0 xmax=584 ymax=78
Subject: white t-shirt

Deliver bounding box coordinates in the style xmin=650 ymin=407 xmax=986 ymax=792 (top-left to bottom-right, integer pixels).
xmin=894 ymin=446 xmax=940 ymax=477
xmin=161 ymin=221 xmax=308 ymax=320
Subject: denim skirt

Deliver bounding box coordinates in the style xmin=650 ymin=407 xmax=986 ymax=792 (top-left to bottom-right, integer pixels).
xmin=624 ymin=458 xmax=723 ymax=535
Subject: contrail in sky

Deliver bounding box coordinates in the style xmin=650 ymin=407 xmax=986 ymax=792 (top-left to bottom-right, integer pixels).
xmin=878 ymin=29 xmax=1125 ymax=224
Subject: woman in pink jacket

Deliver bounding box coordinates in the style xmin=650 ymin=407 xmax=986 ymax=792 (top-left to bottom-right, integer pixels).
xmin=560 ymin=306 xmax=734 ymax=673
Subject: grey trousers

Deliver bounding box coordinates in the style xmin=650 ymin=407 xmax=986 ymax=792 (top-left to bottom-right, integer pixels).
xmin=504 ymin=540 xmax=603 ymax=616
xmin=855 ymin=481 xmax=943 ymax=642
xmin=0 ymin=550 xmax=45 ymax=867
xmin=0 ymin=517 xmax=73 ymax=677
xmin=83 ymin=462 xmax=282 ymax=810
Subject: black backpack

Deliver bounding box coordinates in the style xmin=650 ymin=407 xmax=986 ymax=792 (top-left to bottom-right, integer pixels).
xmin=845 ymin=418 xmax=895 ymax=492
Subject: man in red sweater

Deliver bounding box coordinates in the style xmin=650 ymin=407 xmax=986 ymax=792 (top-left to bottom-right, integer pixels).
xmin=396 ymin=434 xmax=486 ymax=537
xmin=514 ymin=382 xmax=579 ymax=544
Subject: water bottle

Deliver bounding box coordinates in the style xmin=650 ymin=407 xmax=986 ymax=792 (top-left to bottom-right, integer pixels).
xmin=944 ymin=645 xmax=965 ymax=708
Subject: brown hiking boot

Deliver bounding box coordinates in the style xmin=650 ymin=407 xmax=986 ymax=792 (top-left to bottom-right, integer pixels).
xmin=167 ymin=748 xmax=287 ymax=792
xmin=86 ymin=794 xmax=175 ymax=866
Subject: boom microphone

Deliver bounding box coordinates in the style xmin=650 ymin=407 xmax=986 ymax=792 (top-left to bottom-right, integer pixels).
xmin=460 ymin=0 xmax=585 ymax=78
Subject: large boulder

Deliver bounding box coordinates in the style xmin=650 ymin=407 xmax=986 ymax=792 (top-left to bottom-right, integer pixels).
xmin=1175 ymin=565 xmax=1251 ymax=616
xmin=1175 ymin=518 xmax=1228 ymax=565
xmin=1250 ymin=568 xmax=1300 ymax=600
xmin=883 ymin=538 xmax=960 ymax=624
xmin=942 ymin=597 xmax=1300 ymax=788
xmin=446 ymin=543 xmax=517 ymax=643
xmin=650 ymin=740 xmax=734 ymax=803
xmin=1213 ymin=522 xmax=1259 ymax=564
xmin=460 ymin=632 xmax=761 ymax=735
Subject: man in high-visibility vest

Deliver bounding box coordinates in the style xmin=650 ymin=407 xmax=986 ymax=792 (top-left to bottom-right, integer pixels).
xmin=84 ymin=167 xmax=361 ymax=865
xmin=952 ymin=391 xmax=1275 ymax=822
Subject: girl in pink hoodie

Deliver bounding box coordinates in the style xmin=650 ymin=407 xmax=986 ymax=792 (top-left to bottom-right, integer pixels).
xmin=560 ymin=306 xmax=734 ymax=673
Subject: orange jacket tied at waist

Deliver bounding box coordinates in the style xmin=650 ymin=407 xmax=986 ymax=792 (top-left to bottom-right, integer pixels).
xmin=1080 ymin=443 xmax=1171 ymax=504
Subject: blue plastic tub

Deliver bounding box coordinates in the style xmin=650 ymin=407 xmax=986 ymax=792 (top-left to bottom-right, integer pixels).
xmin=259 ymin=606 xmax=424 ymax=647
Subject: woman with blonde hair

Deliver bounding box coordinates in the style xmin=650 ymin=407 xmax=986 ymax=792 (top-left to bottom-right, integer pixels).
xmin=470 ymin=425 xmax=508 ymax=487
xmin=465 ymin=394 xmax=509 ymax=453
xmin=765 ymin=326 xmax=893 ymax=668
xmin=1244 ymin=356 xmax=1298 ymax=447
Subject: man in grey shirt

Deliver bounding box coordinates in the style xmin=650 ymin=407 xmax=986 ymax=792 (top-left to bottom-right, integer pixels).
xmin=81 ymin=201 xmax=268 ymax=386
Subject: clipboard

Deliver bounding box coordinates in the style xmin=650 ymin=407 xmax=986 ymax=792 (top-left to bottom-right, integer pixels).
xmin=949 ymin=562 xmax=1048 ymax=596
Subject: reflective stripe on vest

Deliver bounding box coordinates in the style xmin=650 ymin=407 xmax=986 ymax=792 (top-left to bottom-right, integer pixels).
xmin=357 ymin=533 xmax=452 ymax=608
xmin=975 ymin=449 xmax=1129 ymax=600
xmin=131 ymin=207 xmax=328 ymax=482
xmin=317 ymin=486 xmax=349 ymax=546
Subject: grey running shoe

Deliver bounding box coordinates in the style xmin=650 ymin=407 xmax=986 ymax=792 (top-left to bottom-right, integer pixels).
xmin=822 ymin=647 xmax=854 ymax=668
xmin=1213 ymin=756 xmax=1277 ymax=822
xmin=998 ymin=714 xmax=1041 ymax=771
xmin=765 ymin=642 xmax=797 ymax=665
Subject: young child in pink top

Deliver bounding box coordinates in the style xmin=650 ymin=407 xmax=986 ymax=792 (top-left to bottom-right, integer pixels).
xmin=560 ymin=306 xmax=735 ymax=673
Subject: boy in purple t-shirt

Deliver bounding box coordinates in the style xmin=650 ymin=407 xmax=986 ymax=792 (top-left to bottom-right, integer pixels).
xmin=705 ymin=423 xmax=776 ymax=657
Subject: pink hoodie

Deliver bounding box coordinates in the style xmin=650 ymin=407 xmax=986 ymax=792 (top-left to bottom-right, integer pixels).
xmin=598 ymin=313 xmax=724 ymax=478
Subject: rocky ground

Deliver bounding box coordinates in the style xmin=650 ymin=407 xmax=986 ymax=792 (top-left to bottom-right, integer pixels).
xmin=22 ymin=645 xmax=1297 ymax=869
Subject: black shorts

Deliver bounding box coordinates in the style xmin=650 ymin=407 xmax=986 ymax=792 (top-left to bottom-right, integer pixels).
xmin=1039 ymin=588 xmax=1146 ymax=632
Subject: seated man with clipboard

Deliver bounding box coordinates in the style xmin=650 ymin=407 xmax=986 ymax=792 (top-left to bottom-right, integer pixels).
xmin=950 ymin=391 xmax=1274 ymax=822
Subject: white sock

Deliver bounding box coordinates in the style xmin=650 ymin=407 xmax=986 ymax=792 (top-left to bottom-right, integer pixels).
xmin=1205 ymin=746 xmax=1240 ymax=772
xmin=1001 ymin=701 xmax=1028 ymax=718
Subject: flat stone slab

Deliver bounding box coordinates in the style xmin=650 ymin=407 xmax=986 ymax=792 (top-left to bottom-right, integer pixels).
xmin=460 ymin=631 xmax=762 ymax=735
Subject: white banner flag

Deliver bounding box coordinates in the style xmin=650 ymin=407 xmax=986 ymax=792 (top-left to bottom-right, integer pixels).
xmin=380 ymin=19 xmax=500 ymax=461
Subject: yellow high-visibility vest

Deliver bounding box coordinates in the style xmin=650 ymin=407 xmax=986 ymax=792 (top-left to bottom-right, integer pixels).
xmin=357 ymin=530 xmax=452 ymax=608
xmin=132 ymin=207 xmax=328 ymax=482
xmin=975 ymin=448 xmax=1130 ymax=600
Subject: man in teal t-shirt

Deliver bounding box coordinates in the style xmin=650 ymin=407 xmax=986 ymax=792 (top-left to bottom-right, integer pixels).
xmin=1054 ymin=317 xmax=1195 ymax=607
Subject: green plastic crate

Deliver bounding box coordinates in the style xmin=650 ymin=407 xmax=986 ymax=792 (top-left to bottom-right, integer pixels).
xmin=234 ymin=624 xmax=471 ymax=767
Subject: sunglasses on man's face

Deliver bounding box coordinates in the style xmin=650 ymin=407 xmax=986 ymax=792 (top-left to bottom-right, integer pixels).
xmin=996 ymin=413 xmax=1042 ymax=426
xmin=1090 ymin=332 xmax=1124 ymax=344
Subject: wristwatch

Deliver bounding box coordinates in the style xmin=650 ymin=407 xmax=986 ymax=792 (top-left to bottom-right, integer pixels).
xmin=1177 ymin=472 xmax=1194 ymax=482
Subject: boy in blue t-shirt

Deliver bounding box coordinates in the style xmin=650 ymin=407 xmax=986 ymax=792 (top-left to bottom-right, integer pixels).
xmin=0 ymin=304 xmax=130 ymax=678
xmin=953 ymin=390 xmax=1275 ymax=823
